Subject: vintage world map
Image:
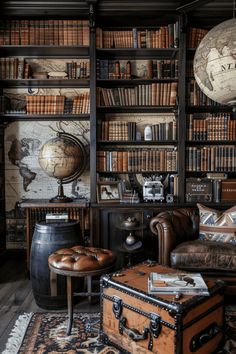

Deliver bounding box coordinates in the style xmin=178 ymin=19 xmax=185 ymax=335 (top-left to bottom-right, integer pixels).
xmin=5 ymin=120 xmax=90 ymax=213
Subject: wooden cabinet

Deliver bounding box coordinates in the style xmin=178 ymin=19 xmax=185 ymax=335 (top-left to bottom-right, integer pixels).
xmin=91 ymin=203 xmax=186 ymax=269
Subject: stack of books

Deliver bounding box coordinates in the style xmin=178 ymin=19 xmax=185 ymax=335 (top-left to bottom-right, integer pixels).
xmin=148 ymin=272 xmax=209 ymax=296
xmin=46 ymin=213 xmax=69 ymax=223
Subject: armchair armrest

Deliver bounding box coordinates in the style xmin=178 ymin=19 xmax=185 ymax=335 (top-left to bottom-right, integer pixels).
xmin=149 ymin=208 xmax=199 ymax=266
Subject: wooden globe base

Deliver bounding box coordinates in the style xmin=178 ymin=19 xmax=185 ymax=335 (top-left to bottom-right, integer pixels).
xmin=50 ymin=180 xmax=73 ymax=203
xmin=50 ymin=195 xmax=73 ymax=203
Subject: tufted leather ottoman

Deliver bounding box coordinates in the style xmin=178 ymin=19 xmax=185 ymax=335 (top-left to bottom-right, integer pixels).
xmin=48 ymin=245 xmax=116 ymax=335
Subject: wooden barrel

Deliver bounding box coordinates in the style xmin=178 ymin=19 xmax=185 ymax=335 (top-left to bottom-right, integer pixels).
xmin=30 ymin=220 xmax=82 ymax=310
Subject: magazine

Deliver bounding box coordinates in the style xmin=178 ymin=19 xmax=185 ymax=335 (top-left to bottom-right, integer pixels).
xmin=148 ymin=272 xmax=209 ymax=296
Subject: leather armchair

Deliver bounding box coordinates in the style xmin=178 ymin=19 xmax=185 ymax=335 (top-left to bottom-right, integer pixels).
xmin=150 ymin=208 xmax=236 ymax=295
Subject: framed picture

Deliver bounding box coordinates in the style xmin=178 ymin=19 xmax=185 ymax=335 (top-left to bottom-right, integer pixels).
xmin=97 ymin=181 xmax=121 ymax=203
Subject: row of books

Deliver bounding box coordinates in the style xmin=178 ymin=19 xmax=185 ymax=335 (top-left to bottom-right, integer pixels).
xmin=25 ymin=94 xmax=90 ymax=115
xmin=66 ymin=61 xmax=89 ymax=79
xmin=97 ymin=59 xmax=179 ymax=80
xmin=0 ymin=19 xmax=89 ymax=46
xmin=186 ymin=146 xmax=236 ymax=172
xmin=96 ymin=22 xmax=179 ymax=49
xmin=97 ymin=83 xmax=178 ymax=107
xmin=145 ymin=121 xmax=177 ymax=141
xmin=187 ymin=27 xmax=208 ymax=49
xmin=98 ymin=120 xmax=177 ymax=141
xmin=120 ymin=191 xmax=140 ymax=204
xmin=98 ymin=121 xmax=137 ymax=141
xmin=187 ymin=80 xmax=221 ymax=106
xmin=71 ymin=93 xmax=90 ymax=114
xmin=187 ymin=114 xmax=236 ymax=141
xmin=97 ymin=148 xmax=177 ymax=172
xmin=0 ymin=57 xmax=90 ymax=80
xmin=0 ymin=57 xmax=30 ymax=79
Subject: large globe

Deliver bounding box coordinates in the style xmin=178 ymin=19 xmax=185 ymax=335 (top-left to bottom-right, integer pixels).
xmin=194 ymin=18 xmax=236 ymax=105
xmin=38 ymin=133 xmax=86 ymax=202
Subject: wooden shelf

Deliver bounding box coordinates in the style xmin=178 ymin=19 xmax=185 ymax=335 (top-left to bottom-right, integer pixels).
xmin=97 ymin=78 xmax=178 ymax=86
xmin=97 ymin=170 xmax=177 ymax=174
xmin=0 ymin=45 xmax=90 ymax=58
xmin=1 ymin=114 xmax=90 ymax=121
xmin=186 ymin=171 xmax=236 ymax=175
xmin=97 ymin=106 xmax=177 ymax=113
xmin=96 ymin=48 xmax=179 ymax=59
xmin=186 ymin=105 xmax=232 ymax=113
xmin=186 ymin=140 xmax=236 ymax=145
xmin=0 ymin=79 xmax=90 ymax=88
xmin=97 ymin=140 xmax=177 ymax=145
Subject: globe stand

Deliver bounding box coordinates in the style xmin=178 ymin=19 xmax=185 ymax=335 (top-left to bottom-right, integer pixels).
xmin=39 ymin=132 xmax=87 ymax=204
xmin=50 ymin=179 xmax=73 ymax=203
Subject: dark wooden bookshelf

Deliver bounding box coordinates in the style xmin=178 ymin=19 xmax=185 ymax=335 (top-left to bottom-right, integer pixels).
xmin=0 ymin=1 xmax=235 ymax=255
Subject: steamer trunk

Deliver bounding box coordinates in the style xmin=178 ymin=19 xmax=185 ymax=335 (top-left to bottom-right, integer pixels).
xmin=100 ymin=262 xmax=224 ymax=354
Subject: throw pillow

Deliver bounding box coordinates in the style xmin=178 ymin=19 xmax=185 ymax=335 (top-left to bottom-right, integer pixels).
xmin=197 ymin=203 xmax=236 ymax=244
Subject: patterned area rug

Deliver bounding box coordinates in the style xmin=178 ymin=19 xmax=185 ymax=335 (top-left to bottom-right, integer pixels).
xmin=3 ymin=307 xmax=236 ymax=354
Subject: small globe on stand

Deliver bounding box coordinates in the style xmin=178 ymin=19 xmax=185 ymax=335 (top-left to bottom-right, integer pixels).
xmin=38 ymin=132 xmax=87 ymax=203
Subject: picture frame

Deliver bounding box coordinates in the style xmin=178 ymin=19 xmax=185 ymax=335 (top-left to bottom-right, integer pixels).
xmin=97 ymin=181 xmax=121 ymax=203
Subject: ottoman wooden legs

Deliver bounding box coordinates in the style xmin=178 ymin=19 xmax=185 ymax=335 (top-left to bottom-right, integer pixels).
xmin=66 ymin=276 xmax=73 ymax=335
xmin=50 ymin=268 xmax=115 ymax=335
xmin=48 ymin=246 xmax=116 ymax=335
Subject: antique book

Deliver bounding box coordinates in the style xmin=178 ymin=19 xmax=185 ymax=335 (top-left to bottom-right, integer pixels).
xmin=46 ymin=213 xmax=69 ymax=223
xmin=148 ymin=272 xmax=209 ymax=296
xmin=221 ymin=179 xmax=236 ymax=201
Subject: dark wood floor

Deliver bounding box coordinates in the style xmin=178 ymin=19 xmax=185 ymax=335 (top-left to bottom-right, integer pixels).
xmin=0 ymin=251 xmax=99 ymax=353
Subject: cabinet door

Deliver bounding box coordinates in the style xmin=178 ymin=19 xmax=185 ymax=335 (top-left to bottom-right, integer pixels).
xmin=99 ymin=208 xmax=158 ymax=269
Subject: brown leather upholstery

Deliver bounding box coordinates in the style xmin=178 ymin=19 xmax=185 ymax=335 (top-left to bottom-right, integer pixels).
xmin=150 ymin=208 xmax=236 ymax=295
xmin=48 ymin=245 xmax=116 ymax=272
xmin=171 ymin=240 xmax=236 ymax=272
xmin=149 ymin=208 xmax=199 ymax=265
